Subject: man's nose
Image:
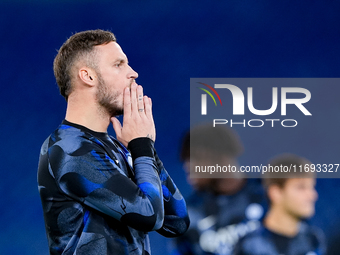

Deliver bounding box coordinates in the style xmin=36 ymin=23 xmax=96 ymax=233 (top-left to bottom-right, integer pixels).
xmin=128 ymin=66 xmax=138 ymax=79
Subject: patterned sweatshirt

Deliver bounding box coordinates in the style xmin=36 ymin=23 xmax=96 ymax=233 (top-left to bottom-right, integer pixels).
xmin=38 ymin=120 xmax=189 ymax=255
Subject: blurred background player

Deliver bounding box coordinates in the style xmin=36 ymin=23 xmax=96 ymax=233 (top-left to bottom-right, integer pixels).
xmin=233 ymin=153 xmax=326 ymax=255
xmin=171 ymin=124 xmax=266 ymax=255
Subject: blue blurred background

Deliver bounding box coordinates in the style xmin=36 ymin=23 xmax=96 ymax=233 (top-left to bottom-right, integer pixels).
xmin=1 ymin=1 xmax=340 ymax=254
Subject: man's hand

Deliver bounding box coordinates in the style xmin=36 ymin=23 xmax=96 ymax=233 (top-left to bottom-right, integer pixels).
xmin=111 ymin=83 xmax=156 ymax=147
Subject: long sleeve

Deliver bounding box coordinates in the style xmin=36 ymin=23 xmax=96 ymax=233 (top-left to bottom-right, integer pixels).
xmin=44 ymin=132 xmax=164 ymax=232
xmin=153 ymin=148 xmax=190 ymax=237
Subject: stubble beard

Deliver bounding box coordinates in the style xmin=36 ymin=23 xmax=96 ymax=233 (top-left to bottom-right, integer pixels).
xmin=96 ymin=73 xmax=124 ymax=117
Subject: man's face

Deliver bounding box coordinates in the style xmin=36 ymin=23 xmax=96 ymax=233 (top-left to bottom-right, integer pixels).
xmin=279 ymin=178 xmax=318 ymax=219
xmin=95 ymin=41 xmax=138 ymax=116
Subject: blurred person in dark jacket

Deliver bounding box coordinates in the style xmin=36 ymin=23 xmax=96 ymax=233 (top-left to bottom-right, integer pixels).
xmin=234 ymin=154 xmax=326 ymax=255
xmin=171 ymin=124 xmax=266 ymax=255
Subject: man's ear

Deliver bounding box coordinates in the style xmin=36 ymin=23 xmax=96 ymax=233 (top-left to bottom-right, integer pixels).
xmin=79 ymin=67 xmax=96 ymax=86
xmin=268 ymin=185 xmax=282 ymax=205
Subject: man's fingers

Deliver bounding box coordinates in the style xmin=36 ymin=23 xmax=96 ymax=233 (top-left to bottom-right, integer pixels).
xmin=144 ymin=96 xmax=153 ymax=119
xmin=111 ymin=117 xmax=122 ymax=137
xmin=119 ymin=85 xmax=155 ymax=144
xmin=123 ymin=87 xmax=131 ymax=117
xmin=130 ymin=83 xmax=138 ymax=114
xmin=137 ymin=85 xmax=144 ymax=113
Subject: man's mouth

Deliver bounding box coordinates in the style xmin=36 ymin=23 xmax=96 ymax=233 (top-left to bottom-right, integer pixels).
xmin=130 ymin=79 xmax=137 ymax=87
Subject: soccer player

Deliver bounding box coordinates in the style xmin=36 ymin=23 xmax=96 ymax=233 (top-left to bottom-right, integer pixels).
xmin=233 ymin=154 xmax=326 ymax=255
xmin=37 ymin=29 xmax=189 ymax=255
xmin=172 ymin=124 xmax=265 ymax=255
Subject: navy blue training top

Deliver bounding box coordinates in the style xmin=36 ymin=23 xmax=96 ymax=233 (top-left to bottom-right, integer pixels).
xmin=233 ymin=222 xmax=326 ymax=255
xmin=38 ymin=120 xmax=189 ymax=255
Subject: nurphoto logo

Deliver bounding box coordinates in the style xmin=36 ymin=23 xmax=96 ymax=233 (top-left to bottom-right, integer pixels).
xmin=196 ymin=81 xmax=312 ymax=128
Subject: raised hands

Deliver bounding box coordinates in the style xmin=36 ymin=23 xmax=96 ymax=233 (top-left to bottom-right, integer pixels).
xmin=111 ymin=83 xmax=156 ymax=147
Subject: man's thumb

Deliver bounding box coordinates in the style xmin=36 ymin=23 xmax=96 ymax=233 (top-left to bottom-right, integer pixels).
xmin=111 ymin=117 xmax=122 ymax=137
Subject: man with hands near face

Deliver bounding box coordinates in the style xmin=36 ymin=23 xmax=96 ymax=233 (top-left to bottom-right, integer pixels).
xmin=38 ymin=29 xmax=189 ymax=255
